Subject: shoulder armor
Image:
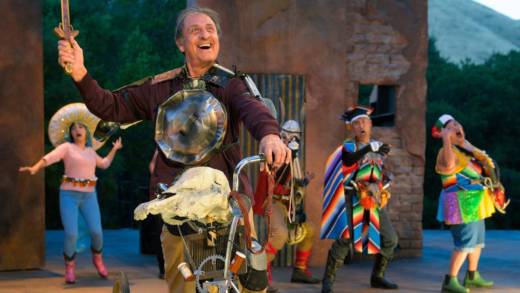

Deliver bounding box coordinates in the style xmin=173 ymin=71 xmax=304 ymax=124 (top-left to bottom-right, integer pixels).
xmin=203 ymin=63 xmax=236 ymax=87
xmin=114 ymin=76 xmax=152 ymax=91
xmin=113 ymin=67 xmax=183 ymax=92
xmin=151 ymin=67 xmax=183 ymax=85
xmin=236 ymin=70 xmax=278 ymax=119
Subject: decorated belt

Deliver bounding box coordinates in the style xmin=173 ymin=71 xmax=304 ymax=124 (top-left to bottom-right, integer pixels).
xmin=61 ymin=175 xmax=97 ymax=187
xmin=442 ymin=179 xmax=485 ymax=189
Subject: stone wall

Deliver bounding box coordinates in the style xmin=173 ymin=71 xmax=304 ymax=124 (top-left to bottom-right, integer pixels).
xmin=373 ymin=128 xmax=423 ymax=257
xmin=194 ymin=0 xmax=427 ymax=264
xmin=345 ymin=1 xmax=427 ymax=258
xmin=345 ymin=0 xmax=427 ymax=158
xmin=0 ymin=1 xmax=45 ymax=270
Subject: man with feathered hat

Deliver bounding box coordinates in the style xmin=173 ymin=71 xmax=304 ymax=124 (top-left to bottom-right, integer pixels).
xmin=320 ymin=105 xmax=398 ymax=292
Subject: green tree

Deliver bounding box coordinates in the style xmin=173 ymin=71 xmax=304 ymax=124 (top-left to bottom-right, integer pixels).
xmin=43 ymin=0 xmax=186 ymax=228
xmin=423 ymin=38 xmax=520 ymax=229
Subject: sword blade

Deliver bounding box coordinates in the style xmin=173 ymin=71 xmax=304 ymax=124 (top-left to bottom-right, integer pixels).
xmin=55 ymin=0 xmax=78 ymax=75
xmin=61 ymin=0 xmax=72 ymax=36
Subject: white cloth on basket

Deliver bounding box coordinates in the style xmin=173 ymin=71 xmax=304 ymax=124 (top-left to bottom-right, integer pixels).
xmin=134 ymin=167 xmax=231 ymax=225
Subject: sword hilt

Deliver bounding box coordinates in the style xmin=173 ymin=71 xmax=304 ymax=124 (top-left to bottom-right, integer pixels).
xmin=54 ymin=23 xmax=79 ymax=75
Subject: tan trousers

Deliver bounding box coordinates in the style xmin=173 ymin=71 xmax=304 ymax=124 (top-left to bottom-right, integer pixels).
xmin=161 ymin=226 xmax=196 ymax=293
xmin=161 ymin=226 xmax=266 ymax=293
xmin=268 ymin=201 xmax=316 ymax=261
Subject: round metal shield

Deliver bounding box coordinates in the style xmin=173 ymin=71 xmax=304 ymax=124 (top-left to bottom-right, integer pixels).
xmin=155 ymin=89 xmax=227 ymax=165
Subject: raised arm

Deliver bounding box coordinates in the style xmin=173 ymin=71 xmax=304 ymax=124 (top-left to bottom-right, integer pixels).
xmin=58 ymin=37 xmax=153 ymax=123
xmin=436 ymin=128 xmax=456 ymax=173
xmin=96 ymin=138 xmax=123 ymax=169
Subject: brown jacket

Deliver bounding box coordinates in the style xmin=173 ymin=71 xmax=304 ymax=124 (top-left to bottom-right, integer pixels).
xmin=75 ymin=68 xmax=280 ymax=197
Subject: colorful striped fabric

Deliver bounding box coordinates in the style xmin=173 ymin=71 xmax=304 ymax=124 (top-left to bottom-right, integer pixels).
xmin=321 ymin=146 xmax=350 ymax=240
xmin=352 ymin=197 xmax=381 ymax=254
xmin=350 ymin=142 xmax=382 ymax=254
xmin=355 ymin=156 xmax=383 ymax=183
xmin=436 ymin=147 xmax=496 ymax=225
xmin=320 ymin=141 xmax=384 ymax=254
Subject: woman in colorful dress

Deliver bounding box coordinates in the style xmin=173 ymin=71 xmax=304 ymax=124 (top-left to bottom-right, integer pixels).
xmin=19 ymin=103 xmax=122 ymax=284
xmin=433 ymin=114 xmax=501 ymax=293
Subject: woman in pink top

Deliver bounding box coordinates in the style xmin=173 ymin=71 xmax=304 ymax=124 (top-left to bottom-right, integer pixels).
xmin=19 ymin=122 xmax=122 ymax=284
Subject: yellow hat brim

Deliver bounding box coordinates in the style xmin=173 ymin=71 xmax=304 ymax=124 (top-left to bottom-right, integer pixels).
xmin=48 ymin=103 xmax=104 ymax=150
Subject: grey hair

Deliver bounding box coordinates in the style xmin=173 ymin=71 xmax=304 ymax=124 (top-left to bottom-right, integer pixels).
xmin=175 ymin=7 xmax=222 ymax=42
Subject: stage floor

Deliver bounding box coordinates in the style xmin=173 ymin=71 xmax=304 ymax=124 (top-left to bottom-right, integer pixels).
xmin=0 ymin=229 xmax=519 ymax=292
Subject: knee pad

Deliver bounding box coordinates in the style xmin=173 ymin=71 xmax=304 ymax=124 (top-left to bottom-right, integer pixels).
xmin=238 ymin=268 xmax=268 ymax=291
xmin=239 ymin=242 xmax=268 ymax=291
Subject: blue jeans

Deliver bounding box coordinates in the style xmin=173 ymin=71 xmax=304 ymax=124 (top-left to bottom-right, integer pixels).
xmin=59 ymin=189 xmax=103 ymax=258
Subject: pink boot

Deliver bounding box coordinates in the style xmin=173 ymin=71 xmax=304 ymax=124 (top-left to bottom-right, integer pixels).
xmin=92 ymin=252 xmax=108 ymax=278
xmin=64 ymin=259 xmax=76 ymax=284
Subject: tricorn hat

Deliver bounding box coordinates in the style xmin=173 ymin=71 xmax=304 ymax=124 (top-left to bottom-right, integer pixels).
xmin=48 ymin=103 xmax=104 ymax=150
xmin=340 ymin=105 xmax=373 ymax=124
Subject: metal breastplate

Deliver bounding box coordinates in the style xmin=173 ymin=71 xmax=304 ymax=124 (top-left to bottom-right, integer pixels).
xmin=155 ymin=79 xmax=227 ymax=165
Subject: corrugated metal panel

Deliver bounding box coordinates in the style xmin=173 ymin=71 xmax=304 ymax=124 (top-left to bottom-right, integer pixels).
xmin=239 ymin=74 xmax=305 ymax=267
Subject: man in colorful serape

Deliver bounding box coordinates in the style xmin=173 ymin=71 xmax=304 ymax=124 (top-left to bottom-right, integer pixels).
xmin=433 ymin=114 xmax=505 ymax=293
xmin=321 ymin=106 xmax=398 ymax=293
xmin=254 ymin=120 xmax=320 ymax=293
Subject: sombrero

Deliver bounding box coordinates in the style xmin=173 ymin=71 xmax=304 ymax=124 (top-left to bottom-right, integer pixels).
xmin=48 ymin=103 xmax=104 ymax=150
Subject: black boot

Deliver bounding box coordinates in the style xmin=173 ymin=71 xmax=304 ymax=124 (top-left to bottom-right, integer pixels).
xmin=370 ymin=254 xmax=398 ymax=289
xmin=321 ymin=250 xmax=343 ymax=293
xmin=291 ymin=268 xmax=320 ymax=284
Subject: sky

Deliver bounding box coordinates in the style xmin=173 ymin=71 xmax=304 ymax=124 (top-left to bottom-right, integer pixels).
xmin=474 ymin=0 xmax=520 ymax=19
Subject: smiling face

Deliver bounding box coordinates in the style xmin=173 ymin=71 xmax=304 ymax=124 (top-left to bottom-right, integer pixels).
xmin=445 ymin=120 xmax=465 ymax=145
xmin=69 ymin=122 xmax=87 ymax=145
xmin=176 ymin=12 xmax=220 ymax=76
xmin=350 ymin=116 xmax=372 ymax=144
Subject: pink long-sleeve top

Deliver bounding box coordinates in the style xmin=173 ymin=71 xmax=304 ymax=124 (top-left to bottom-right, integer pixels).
xmin=43 ymin=142 xmax=111 ymax=192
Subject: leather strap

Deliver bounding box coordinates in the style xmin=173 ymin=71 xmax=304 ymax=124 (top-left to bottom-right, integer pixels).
xmin=229 ymin=171 xmax=274 ymax=252
xmin=229 ymin=191 xmax=253 ymax=251
xmin=264 ymin=172 xmax=275 ymax=246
